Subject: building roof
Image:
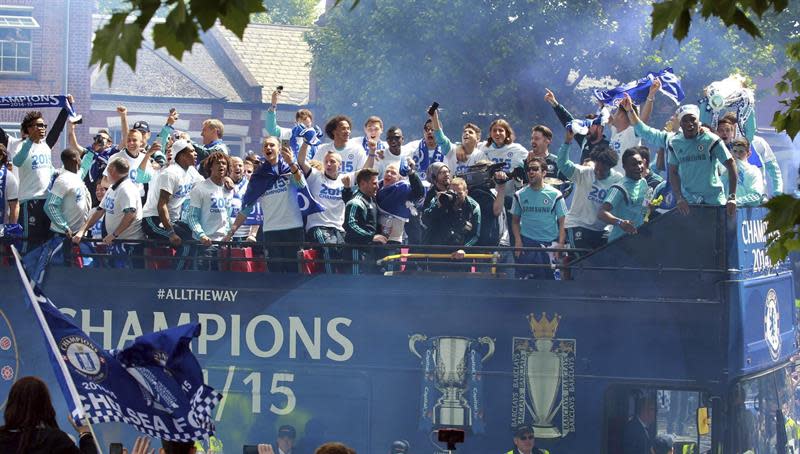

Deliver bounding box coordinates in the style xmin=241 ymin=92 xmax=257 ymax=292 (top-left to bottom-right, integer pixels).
xmin=216 ymin=23 xmax=313 ymax=105
xmin=91 ymin=15 xmax=243 ymax=102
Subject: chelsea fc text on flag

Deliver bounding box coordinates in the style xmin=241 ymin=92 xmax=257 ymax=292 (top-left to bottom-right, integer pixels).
xmin=10 ymin=245 xmax=222 ymax=442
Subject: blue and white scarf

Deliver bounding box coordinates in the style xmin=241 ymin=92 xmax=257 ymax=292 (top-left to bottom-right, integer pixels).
xmin=377 ymin=180 xmax=413 ymax=221
xmin=0 ymin=94 xmax=81 ymax=123
xmin=413 ymin=140 xmax=443 ymax=175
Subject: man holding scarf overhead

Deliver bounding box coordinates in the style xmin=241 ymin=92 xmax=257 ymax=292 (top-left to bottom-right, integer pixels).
xmin=225 ymin=136 xmax=306 ymax=273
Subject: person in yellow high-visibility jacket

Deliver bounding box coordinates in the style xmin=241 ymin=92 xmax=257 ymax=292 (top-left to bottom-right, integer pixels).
xmin=503 ymin=425 xmax=550 ymax=454
xmin=192 ymin=435 xmax=223 ymax=453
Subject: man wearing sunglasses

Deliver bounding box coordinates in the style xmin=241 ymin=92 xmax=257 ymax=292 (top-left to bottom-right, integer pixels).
xmin=505 ymin=425 xmax=550 ymax=454
xmin=6 ymin=111 xmax=58 ymax=251
xmin=511 ymin=157 xmax=567 ymax=280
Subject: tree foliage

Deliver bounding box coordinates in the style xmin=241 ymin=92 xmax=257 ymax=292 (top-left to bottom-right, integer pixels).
xmin=306 ymin=0 xmax=787 ymax=137
xmin=650 ymin=0 xmax=799 ymax=139
xmin=249 ymin=0 xmax=319 ymax=26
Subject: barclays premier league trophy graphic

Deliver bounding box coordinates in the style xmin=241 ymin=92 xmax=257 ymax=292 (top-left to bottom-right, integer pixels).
xmin=511 ymin=313 xmax=576 ymax=438
xmin=409 ymin=334 xmax=495 ymax=432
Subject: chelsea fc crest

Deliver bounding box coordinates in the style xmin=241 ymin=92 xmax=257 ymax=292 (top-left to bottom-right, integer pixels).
xmin=59 ymin=335 xmax=107 ymax=382
xmin=763 ymin=289 xmax=781 ymax=361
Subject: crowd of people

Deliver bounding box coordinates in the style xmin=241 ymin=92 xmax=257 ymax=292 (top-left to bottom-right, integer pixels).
xmin=0 ymin=81 xmax=783 ymax=278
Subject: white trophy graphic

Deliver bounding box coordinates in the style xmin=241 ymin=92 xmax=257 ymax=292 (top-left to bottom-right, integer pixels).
xmin=521 ymin=312 xmax=565 ymax=438
xmin=409 ymin=334 xmax=495 ymax=427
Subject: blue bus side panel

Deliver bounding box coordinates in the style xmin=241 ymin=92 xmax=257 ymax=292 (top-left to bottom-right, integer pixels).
xmin=729 ymin=271 xmax=797 ymax=376
xmin=0 ymin=270 xmax=727 ymax=454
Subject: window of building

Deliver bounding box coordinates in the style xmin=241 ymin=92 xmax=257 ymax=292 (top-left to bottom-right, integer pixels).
xmin=0 ymin=6 xmax=38 ymax=75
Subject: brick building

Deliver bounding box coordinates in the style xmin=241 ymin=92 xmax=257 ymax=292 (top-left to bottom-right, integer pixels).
xmin=0 ymin=0 xmax=92 ymax=149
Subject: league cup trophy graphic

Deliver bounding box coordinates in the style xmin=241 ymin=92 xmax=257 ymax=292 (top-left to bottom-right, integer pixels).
xmin=409 ymin=334 xmax=495 ymax=427
xmin=524 ymin=312 xmax=563 ymax=438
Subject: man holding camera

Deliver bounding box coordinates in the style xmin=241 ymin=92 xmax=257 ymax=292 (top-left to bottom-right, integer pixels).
xmin=422 ymin=176 xmax=481 ymax=263
xmin=512 ymin=156 xmax=566 ymax=280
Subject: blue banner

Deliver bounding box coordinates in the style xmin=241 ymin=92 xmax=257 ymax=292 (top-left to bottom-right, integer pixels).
xmin=0 ymin=94 xmax=81 ymax=123
xmin=11 ymin=249 xmax=221 ymax=442
xmin=593 ymin=68 xmax=685 ymax=106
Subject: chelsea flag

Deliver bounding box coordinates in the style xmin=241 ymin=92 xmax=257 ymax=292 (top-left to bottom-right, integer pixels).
xmin=10 ymin=246 xmax=222 ymax=442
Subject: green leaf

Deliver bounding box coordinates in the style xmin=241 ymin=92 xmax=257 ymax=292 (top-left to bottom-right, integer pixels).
xmin=651 ymin=0 xmax=683 ymax=39
xmin=673 ymin=9 xmax=693 ymax=40
xmin=152 ymin=0 xmax=197 ymax=58
xmin=90 ymin=12 xmax=146 ymax=83
xmin=218 ymin=0 xmax=265 ymax=38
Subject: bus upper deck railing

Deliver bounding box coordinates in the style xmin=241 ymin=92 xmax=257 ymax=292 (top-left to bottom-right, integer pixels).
xmin=0 ymin=236 xmax=742 ymax=279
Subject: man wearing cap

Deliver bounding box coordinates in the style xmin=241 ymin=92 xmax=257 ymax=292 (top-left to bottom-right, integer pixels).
xmin=276 ymin=425 xmax=296 ymax=454
xmin=141 ymin=139 xmax=202 ymax=247
xmin=620 ymin=94 xmax=737 ymax=216
xmin=505 ymin=425 xmax=549 ymax=454
xmin=545 ymin=88 xmax=610 ymax=165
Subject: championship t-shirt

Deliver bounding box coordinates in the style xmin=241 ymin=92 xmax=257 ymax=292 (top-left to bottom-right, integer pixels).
xmin=188 ymin=179 xmax=232 ymax=241
xmin=312 ymin=142 xmax=367 ymax=175
xmin=49 ymin=171 xmax=91 ymax=233
xmin=9 ymin=140 xmax=53 ymax=201
xmin=101 ymin=178 xmax=143 ymax=240
xmin=142 ymin=164 xmax=202 ymax=220
xmin=104 ymin=149 xmax=151 ymax=197
xmin=305 ymin=168 xmax=345 ymax=232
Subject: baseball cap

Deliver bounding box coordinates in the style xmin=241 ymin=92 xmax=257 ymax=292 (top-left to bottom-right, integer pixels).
xmin=675 ymin=104 xmax=700 ymax=123
xmin=513 ymin=424 xmax=535 ymax=438
xmin=390 ymin=440 xmax=409 ymax=454
xmin=133 ymin=120 xmax=150 ymax=133
xmin=172 ymin=139 xmax=192 ymax=157
xmin=278 ymin=425 xmax=296 ymax=438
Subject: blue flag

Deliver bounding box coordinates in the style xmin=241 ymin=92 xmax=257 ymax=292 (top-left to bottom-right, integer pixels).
xmin=296 ymin=184 xmax=325 ymax=217
xmin=593 ymin=68 xmax=685 ymax=107
xmin=243 ymin=158 xmax=325 ymax=217
xmin=11 ymin=247 xmax=221 ymax=442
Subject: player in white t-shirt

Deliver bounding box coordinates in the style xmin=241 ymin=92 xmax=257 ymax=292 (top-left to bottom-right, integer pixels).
xmin=478 ymin=119 xmax=529 ymax=173
xmin=298 ymin=140 xmax=346 ymax=273
xmin=312 ymin=115 xmax=367 ymax=175
xmin=430 ymin=109 xmax=486 ymax=177
xmin=8 ymin=112 xmax=56 ymax=250
xmin=182 ymin=152 xmax=233 ymax=270
xmin=225 ymin=137 xmax=306 ymax=273
xmin=44 ymin=148 xmax=91 ymax=237
xmin=141 ymin=139 xmax=201 ymax=246
xmin=227 ymin=156 xmax=261 ymax=242
xmin=103 ymin=129 xmax=152 ymax=198
xmin=348 ymin=115 xmax=389 ymax=157
xmin=73 ymin=157 xmax=144 ymax=268
xmin=557 ymin=128 xmax=623 ymax=252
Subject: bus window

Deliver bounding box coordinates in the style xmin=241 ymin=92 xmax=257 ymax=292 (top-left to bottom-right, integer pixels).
xmin=605 ymin=386 xmax=713 ymax=454
xmin=731 ymin=365 xmax=798 ymax=454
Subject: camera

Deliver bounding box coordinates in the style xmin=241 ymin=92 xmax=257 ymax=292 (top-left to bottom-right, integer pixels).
xmin=276 ymin=85 xmax=284 ymax=93
xmin=458 ymin=162 xmax=507 ymax=189
xmin=437 ymin=428 xmax=465 ymax=450
xmin=428 ymin=101 xmax=439 ymax=116
xmin=438 ymin=189 xmax=458 ymax=209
